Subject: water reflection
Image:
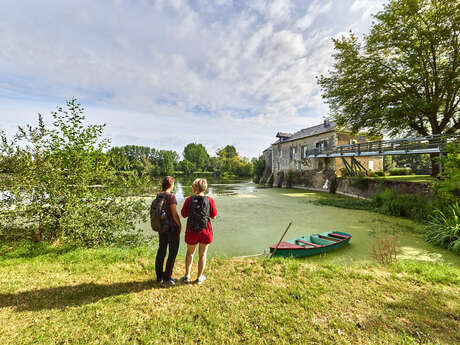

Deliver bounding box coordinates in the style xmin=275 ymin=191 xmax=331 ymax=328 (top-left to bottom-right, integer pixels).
xmin=172 ymin=178 xmax=254 ymax=200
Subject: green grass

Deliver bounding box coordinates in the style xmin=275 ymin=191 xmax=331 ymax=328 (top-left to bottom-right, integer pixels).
xmin=1 ymin=243 xmax=459 ymax=345
xmin=370 ymin=175 xmax=434 ymax=183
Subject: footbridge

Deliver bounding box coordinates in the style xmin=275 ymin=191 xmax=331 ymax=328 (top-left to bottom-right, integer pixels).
xmin=305 ymin=134 xmax=459 ymax=159
xmin=305 ymin=133 xmax=459 ymax=176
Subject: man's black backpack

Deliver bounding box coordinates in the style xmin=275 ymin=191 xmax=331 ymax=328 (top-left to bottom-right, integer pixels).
xmin=187 ymin=196 xmax=210 ymax=231
xmin=150 ymin=193 xmax=170 ymax=232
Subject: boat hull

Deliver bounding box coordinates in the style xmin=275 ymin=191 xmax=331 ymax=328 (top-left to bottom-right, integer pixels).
xmin=269 ymin=231 xmax=352 ymax=258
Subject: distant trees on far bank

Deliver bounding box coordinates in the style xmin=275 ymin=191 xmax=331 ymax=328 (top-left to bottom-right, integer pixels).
xmin=108 ymin=143 xmax=254 ymax=178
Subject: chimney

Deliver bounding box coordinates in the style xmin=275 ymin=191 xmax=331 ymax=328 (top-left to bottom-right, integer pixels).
xmin=324 ymin=118 xmax=330 ymax=127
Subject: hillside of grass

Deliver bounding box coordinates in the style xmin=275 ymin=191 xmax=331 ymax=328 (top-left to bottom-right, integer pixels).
xmin=1 ymin=243 xmax=459 ymax=345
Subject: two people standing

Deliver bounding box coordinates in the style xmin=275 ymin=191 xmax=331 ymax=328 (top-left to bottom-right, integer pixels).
xmin=152 ymin=176 xmax=217 ymax=287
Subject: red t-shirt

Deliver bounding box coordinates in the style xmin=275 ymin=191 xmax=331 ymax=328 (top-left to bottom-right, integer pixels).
xmin=181 ymin=196 xmax=217 ymax=232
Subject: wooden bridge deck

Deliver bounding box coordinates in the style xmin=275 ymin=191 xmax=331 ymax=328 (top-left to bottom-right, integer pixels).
xmin=305 ymin=134 xmax=459 ymax=158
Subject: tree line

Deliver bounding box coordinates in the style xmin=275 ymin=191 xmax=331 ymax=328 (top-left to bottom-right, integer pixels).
xmin=108 ymin=143 xmax=255 ymax=178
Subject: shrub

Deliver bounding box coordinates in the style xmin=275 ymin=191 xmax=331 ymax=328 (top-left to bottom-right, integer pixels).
xmin=0 ymin=100 xmax=147 ymax=246
xmin=426 ymin=203 xmax=460 ymax=254
xmin=348 ymin=176 xmax=369 ymax=191
xmin=373 ymin=234 xmax=400 ymax=265
xmin=374 ymin=170 xmax=385 ymax=176
xmin=388 ymin=167 xmax=411 ymax=176
xmin=372 ymin=189 xmax=441 ymax=223
xmin=285 ymin=169 xmax=301 ymax=187
xmin=432 ymin=142 xmax=460 ymax=201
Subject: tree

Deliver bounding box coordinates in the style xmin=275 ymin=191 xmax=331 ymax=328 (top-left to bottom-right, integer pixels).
xmin=183 ymin=143 xmax=209 ymax=171
xmin=217 ymin=145 xmax=238 ymax=160
xmin=0 ymin=99 xmax=147 ymax=246
xmin=318 ymin=0 xmax=459 ymax=175
xmin=252 ymin=155 xmax=266 ymax=183
xmin=109 ymin=145 xmax=158 ymax=176
xmin=178 ymin=160 xmax=196 ymax=175
xmin=157 ymin=150 xmax=179 ymax=176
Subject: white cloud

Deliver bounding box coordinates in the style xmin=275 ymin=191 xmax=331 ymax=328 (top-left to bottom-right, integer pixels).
xmin=0 ymin=0 xmax=386 ymax=157
xmin=295 ymin=0 xmax=332 ymax=31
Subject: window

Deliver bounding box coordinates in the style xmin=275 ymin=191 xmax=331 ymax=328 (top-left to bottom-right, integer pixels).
xmin=290 ymin=146 xmax=296 ymax=160
xmin=297 ymin=162 xmax=302 ymax=171
xmin=316 ymin=140 xmax=328 ymax=150
xmin=303 ymin=145 xmax=308 ymax=158
xmin=368 ymin=160 xmax=374 ymax=171
xmin=277 ymin=162 xmax=280 ymax=171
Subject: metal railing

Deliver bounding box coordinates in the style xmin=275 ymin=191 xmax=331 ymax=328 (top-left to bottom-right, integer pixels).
xmin=305 ymin=134 xmax=459 ymax=158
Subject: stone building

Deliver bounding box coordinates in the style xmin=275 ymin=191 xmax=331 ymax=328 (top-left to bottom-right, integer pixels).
xmin=264 ymin=120 xmax=383 ymax=178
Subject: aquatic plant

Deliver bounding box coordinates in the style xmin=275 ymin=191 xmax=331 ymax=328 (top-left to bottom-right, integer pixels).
xmin=426 ymin=203 xmax=460 ymax=254
xmin=372 ymin=233 xmax=400 ymax=266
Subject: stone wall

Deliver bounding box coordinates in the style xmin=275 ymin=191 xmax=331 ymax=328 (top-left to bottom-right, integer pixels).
xmin=266 ymin=168 xmax=432 ymax=199
xmin=335 ymin=177 xmax=432 ymax=199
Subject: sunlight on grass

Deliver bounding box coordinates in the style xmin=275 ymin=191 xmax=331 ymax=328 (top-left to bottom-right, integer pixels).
xmin=372 ymin=175 xmax=434 ymax=183
xmin=1 ymin=245 xmax=459 ymax=345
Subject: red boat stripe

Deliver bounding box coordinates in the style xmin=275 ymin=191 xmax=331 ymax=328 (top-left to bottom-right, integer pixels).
xmin=329 ymin=233 xmax=350 ymax=239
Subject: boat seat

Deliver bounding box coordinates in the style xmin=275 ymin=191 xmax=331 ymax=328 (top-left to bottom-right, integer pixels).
xmin=318 ymin=235 xmax=341 ymax=242
xmin=295 ymin=239 xmax=321 ymax=247
xmin=329 ymin=233 xmax=350 ymax=239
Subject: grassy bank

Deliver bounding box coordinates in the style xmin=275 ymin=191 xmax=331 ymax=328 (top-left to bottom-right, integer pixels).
xmin=369 ymin=175 xmax=434 ymax=183
xmin=1 ymin=243 xmax=459 ymax=345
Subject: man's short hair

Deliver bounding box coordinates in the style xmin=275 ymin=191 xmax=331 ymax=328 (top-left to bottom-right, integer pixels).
xmin=161 ymin=176 xmax=175 ymax=191
xmin=192 ymin=178 xmax=208 ymax=193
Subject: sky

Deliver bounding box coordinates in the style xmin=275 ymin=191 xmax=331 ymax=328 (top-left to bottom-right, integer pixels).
xmin=0 ymin=0 xmax=386 ymax=159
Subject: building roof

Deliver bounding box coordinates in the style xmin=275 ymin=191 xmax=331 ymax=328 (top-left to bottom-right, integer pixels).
xmin=273 ymin=120 xmax=336 ymax=145
xmin=263 ymin=146 xmax=272 ymax=152
xmin=276 ymin=132 xmax=292 ymax=139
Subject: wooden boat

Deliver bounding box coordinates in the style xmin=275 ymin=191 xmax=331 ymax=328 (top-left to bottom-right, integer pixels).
xmin=269 ymin=231 xmax=352 ymax=258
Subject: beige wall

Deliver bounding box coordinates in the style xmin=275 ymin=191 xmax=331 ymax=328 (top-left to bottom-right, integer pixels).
xmin=271 ymin=131 xmax=336 ymax=173
xmin=271 ymin=131 xmax=383 ymax=175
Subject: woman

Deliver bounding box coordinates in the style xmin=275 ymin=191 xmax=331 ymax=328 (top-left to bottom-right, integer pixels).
xmin=155 ymin=176 xmax=182 ymax=287
xmin=181 ymin=178 xmax=217 ymax=284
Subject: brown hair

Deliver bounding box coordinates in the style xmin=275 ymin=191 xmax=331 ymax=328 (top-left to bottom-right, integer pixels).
xmin=161 ymin=176 xmax=175 ymax=191
xmin=192 ymin=178 xmax=208 ymax=193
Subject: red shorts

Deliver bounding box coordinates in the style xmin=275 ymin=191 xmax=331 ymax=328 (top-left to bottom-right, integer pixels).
xmin=185 ymin=228 xmax=213 ymax=245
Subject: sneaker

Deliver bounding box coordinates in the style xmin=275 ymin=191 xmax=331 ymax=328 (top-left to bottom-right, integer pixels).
xmin=195 ymin=275 xmax=206 ymax=285
xmin=162 ymin=279 xmax=176 ymax=287
xmin=181 ymin=276 xmax=191 ymax=284
xmin=170 ymin=278 xmax=179 ymax=284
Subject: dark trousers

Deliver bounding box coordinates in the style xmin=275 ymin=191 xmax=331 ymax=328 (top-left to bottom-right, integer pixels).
xmin=155 ymin=227 xmax=180 ymax=281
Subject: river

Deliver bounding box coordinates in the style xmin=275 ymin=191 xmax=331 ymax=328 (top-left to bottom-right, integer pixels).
xmin=140 ymin=177 xmax=460 ymax=265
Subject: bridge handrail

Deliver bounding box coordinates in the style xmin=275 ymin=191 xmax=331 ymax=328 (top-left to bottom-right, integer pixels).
xmin=305 ymin=133 xmax=459 ymax=157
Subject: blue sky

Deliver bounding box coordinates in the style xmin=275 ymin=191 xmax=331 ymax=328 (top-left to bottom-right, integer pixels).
xmin=0 ymin=0 xmax=385 ymax=158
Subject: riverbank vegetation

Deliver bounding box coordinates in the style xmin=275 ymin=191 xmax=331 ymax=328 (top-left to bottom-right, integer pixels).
xmin=1 ymin=242 xmax=459 ymax=345
xmin=0 ymin=100 xmax=148 ymax=247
